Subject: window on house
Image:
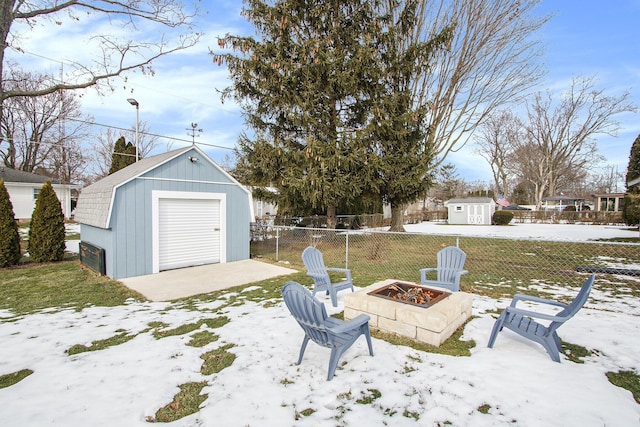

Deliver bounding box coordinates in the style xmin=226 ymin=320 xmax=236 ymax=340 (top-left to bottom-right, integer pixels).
xmin=33 ymin=188 xmax=40 ymax=200
xmin=455 ymin=206 xmax=463 ymax=212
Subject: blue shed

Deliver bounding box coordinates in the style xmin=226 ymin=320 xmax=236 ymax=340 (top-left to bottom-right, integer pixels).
xmin=74 ymin=146 xmax=253 ymax=279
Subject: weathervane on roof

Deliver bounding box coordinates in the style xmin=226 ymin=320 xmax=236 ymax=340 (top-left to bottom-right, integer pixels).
xmin=187 ymin=123 xmax=203 ymax=145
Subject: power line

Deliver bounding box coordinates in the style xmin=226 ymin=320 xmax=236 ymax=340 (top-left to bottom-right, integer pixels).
xmin=65 ymin=117 xmax=235 ymax=151
xmin=1 ymin=104 xmax=235 ymax=152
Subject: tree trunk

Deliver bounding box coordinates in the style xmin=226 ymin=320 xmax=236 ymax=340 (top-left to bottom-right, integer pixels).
xmin=389 ymin=205 xmax=406 ymax=232
xmin=326 ymin=205 xmax=337 ymax=229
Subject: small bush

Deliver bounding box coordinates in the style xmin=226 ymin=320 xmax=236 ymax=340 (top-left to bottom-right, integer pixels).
xmin=493 ymin=210 xmax=514 ymax=225
xmin=0 ymin=180 xmax=21 ymax=267
xmin=28 ymin=181 xmax=66 ymax=262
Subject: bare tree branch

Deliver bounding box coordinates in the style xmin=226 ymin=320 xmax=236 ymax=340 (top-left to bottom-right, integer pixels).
xmin=1 ymin=0 xmax=201 ymax=102
xmin=409 ymin=0 xmax=548 ymax=166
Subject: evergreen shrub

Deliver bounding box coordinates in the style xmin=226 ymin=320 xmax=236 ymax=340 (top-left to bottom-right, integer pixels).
xmin=0 ymin=180 xmax=21 ymax=267
xmin=28 ymin=181 xmax=66 ymax=262
xmin=492 ymin=210 xmax=514 ymax=225
xmin=623 ymin=193 xmax=640 ymax=226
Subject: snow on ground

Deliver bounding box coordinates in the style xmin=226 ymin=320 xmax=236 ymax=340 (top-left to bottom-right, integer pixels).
xmin=1 ymin=223 xmax=639 ymax=426
xmin=404 ymin=221 xmax=638 ymax=242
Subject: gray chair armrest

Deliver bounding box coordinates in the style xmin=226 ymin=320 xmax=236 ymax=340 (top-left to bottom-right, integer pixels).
xmin=329 ymin=314 xmax=370 ymax=334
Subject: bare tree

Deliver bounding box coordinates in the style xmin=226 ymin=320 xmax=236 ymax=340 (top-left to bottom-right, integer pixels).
xmin=90 ymin=122 xmax=158 ymax=178
xmin=586 ymin=164 xmax=624 ymax=195
xmin=475 ymin=109 xmax=521 ymax=197
xmin=0 ymin=69 xmax=91 ymax=177
xmin=50 ymin=139 xmax=88 ymax=184
xmin=411 ymin=0 xmax=548 ymax=165
xmin=515 ymin=76 xmax=635 ymax=209
xmin=1 ymin=0 xmax=200 ymax=114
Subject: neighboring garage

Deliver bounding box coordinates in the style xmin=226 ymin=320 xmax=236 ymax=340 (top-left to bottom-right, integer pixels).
xmin=74 ymin=146 xmax=253 ymax=279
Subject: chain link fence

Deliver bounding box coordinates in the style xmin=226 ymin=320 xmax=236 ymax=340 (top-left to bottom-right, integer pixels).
xmin=250 ymin=225 xmax=640 ymax=292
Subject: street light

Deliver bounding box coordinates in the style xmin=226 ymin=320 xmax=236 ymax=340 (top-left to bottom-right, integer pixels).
xmin=127 ymin=98 xmax=139 ymax=162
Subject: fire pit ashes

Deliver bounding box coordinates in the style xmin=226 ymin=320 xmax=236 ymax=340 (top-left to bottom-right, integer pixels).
xmin=368 ymin=282 xmax=449 ymax=307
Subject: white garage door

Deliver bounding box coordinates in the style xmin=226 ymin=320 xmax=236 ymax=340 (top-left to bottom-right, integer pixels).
xmin=158 ymin=198 xmax=221 ymax=271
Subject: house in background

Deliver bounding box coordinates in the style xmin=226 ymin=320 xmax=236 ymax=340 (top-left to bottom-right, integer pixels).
xmin=248 ymin=186 xmax=278 ymax=219
xmin=592 ymin=193 xmax=625 ymax=212
xmin=542 ymin=195 xmax=586 ymax=211
xmin=0 ymin=167 xmax=79 ymax=220
xmin=74 ymin=146 xmax=254 ymax=279
xmin=446 ymin=197 xmax=495 ymax=225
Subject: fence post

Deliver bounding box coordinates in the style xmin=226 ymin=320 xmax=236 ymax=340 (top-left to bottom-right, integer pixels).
xmin=345 ymin=230 xmax=349 ymax=269
xmin=276 ymin=227 xmax=280 ymax=262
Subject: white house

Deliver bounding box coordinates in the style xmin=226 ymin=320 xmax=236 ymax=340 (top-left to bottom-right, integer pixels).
xmin=0 ymin=167 xmax=79 ymax=220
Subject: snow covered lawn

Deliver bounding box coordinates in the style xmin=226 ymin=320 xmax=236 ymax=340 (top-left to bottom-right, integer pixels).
xmin=1 ymin=223 xmax=639 ymax=426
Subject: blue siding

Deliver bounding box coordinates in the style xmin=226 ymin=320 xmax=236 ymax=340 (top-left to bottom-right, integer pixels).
xmin=79 ymin=224 xmax=115 ymax=277
xmin=104 ymin=148 xmax=250 ymax=279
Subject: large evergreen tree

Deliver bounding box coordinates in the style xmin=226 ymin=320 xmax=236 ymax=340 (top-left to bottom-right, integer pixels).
xmin=216 ymin=0 xmax=449 ymax=229
xmin=623 ymin=134 xmax=640 ymax=226
xmin=28 ymin=181 xmax=66 ymax=263
xmin=215 ymin=0 xmax=389 ymax=227
xmin=365 ymin=3 xmax=451 ymax=231
xmin=0 ymin=179 xmax=21 ymax=267
xmin=108 ymin=136 xmax=136 ymax=175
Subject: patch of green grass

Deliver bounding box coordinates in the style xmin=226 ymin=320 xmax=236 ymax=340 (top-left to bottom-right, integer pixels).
xmin=0 ymin=261 xmax=145 ymax=315
xmin=200 ymin=344 xmax=236 ymax=375
xmin=356 ymin=388 xmax=381 ymax=404
xmin=0 ymin=369 xmax=33 ymax=389
xmin=152 ymin=317 xmax=229 ymax=339
xmin=403 ymin=409 xmax=420 ymax=420
xmin=561 ymin=340 xmax=591 ymax=364
xmin=187 ymin=331 xmax=219 ymax=348
xmin=201 ymin=316 xmax=230 ymax=328
xmin=477 ymin=403 xmax=491 ymax=414
xmin=606 ymin=370 xmax=640 ymax=404
xmin=148 ymin=321 xmax=168 ymax=329
xmin=383 ymin=407 xmax=398 ymax=416
xmin=151 ymin=381 xmax=208 ymax=423
xmin=66 ymin=332 xmax=137 ymax=355
xmin=299 ymin=408 xmax=315 ymax=416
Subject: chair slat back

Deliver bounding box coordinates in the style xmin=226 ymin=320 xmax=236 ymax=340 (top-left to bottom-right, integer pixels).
xmin=282 ymin=281 xmax=332 ymax=347
xmin=302 ymin=246 xmax=331 ymax=284
xmin=437 ymin=247 xmax=466 ymax=283
xmin=555 ymin=274 xmax=595 ymax=321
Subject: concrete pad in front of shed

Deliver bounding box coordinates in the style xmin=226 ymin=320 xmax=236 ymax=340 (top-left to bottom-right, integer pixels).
xmin=120 ymin=259 xmax=298 ymax=301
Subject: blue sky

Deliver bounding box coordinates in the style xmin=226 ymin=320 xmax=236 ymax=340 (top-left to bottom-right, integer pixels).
xmin=7 ymin=0 xmax=640 ymax=187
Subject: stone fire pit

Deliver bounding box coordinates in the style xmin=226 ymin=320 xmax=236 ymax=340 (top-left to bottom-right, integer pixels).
xmin=344 ymin=279 xmax=473 ymax=347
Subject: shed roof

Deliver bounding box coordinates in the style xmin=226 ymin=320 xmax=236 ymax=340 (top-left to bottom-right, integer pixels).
xmin=447 ymin=197 xmax=494 ymax=204
xmin=0 ymin=167 xmax=62 ymax=184
xmin=75 ymin=146 xmax=243 ymax=229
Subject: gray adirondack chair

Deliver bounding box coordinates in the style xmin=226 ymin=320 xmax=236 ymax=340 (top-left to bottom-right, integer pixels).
xmin=487 ymin=274 xmax=595 ymax=362
xmin=281 ymin=281 xmax=374 ymax=380
xmin=302 ymin=246 xmax=354 ymax=307
xmin=419 ymin=246 xmax=468 ymax=292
